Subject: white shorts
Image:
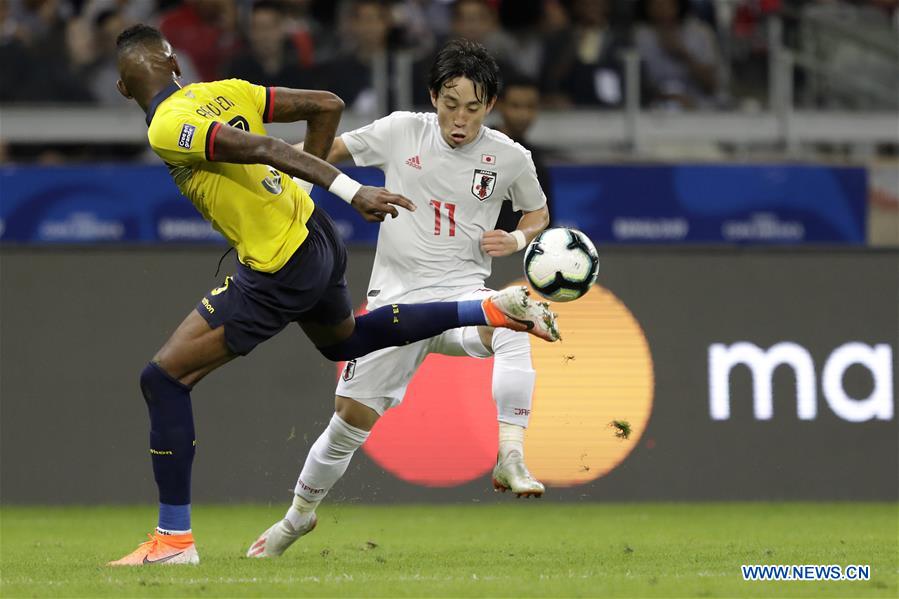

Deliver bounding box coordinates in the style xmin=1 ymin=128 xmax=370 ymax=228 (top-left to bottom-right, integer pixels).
xmin=336 ymin=288 xmax=494 ymax=415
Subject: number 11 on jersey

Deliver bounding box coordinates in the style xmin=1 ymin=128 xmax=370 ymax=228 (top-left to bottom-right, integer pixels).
xmin=429 ymin=199 xmax=456 ymax=237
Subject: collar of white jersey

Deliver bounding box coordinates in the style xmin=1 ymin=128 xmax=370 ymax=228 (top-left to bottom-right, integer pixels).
xmin=436 ymin=125 xmax=486 ymax=152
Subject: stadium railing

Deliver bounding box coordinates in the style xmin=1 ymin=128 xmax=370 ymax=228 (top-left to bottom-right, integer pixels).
xmin=1 ymin=106 xmax=896 ymax=162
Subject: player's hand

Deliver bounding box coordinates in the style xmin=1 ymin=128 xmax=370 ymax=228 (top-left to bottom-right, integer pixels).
xmin=481 ymin=229 xmax=519 ymax=257
xmin=351 ymin=186 xmax=417 ymax=222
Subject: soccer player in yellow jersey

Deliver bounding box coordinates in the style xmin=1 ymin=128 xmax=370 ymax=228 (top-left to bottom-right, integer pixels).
xmin=107 ymin=24 xmax=559 ymax=566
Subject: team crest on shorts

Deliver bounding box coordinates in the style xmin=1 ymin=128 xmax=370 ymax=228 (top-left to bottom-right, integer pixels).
xmin=471 ymin=169 xmax=497 ymax=201
xmin=342 ymin=360 xmax=356 ymax=381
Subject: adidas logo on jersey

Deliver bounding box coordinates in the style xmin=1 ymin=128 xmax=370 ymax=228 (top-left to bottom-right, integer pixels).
xmin=405 ymin=155 xmax=422 ymax=170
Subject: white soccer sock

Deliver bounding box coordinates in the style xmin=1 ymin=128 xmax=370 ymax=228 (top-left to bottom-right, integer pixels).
xmin=490 ymin=328 xmax=535 ymax=461
xmin=156 ymin=527 xmax=191 ymax=536
xmin=498 ymin=422 xmax=525 ymax=461
xmin=290 ymin=412 xmax=369 ymax=512
xmin=285 ymin=495 xmax=316 ymax=529
xmin=491 ymin=328 xmax=536 ymax=430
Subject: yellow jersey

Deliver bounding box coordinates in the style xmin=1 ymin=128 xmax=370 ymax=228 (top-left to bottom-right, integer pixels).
xmin=146 ymin=79 xmax=313 ymax=273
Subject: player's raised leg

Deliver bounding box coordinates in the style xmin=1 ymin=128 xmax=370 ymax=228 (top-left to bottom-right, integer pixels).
xmin=313 ymin=286 xmax=559 ymax=363
xmin=109 ymin=310 xmax=235 ymax=566
xmin=488 ymin=327 xmax=545 ymax=497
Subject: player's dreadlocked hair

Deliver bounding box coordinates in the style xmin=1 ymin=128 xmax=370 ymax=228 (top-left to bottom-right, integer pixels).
xmin=428 ymin=39 xmax=501 ymax=105
xmin=116 ymin=23 xmax=165 ymax=52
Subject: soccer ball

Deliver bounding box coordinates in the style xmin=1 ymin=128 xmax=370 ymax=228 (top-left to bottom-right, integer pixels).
xmin=524 ymin=228 xmax=599 ymax=302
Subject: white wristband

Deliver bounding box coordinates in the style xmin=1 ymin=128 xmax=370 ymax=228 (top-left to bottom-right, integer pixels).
xmin=328 ymin=173 xmax=362 ymax=204
xmin=511 ymin=230 xmax=527 ymax=252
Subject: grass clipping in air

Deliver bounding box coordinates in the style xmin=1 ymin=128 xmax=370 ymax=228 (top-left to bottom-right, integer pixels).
xmin=610 ymin=420 xmax=631 ymax=440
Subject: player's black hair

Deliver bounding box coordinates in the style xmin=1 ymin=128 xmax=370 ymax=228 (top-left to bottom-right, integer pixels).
xmin=498 ymin=71 xmax=539 ymax=99
xmin=428 ymin=38 xmax=501 ymax=105
xmin=115 ymin=23 xmax=165 ymax=52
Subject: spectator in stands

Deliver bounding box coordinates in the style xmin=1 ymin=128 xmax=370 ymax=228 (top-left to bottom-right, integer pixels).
xmin=496 ymin=0 xmax=545 ymax=79
xmin=686 ymin=0 xmax=718 ymax=28
xmin=7 ymin=0 xmax=94 ymax=102
xmin=390 ymin=0 xmax=440 ymax=57
xmin=541 ymin=0 xmax=571 ymax=34
xmin=64 ymin=15 xmax=100 ymax=90
xmin=227 ymin=0 xmax=315 ymax=88
xmin=83 ymin=8 xmax=130 ymax=105
xmin=0 ymin=0 xmax=32 ymax=102
xmin=540 ymin=0 xmax=628 ymax=108
xmin=58 ymin=6 xmax=197 ymax=106
xmin=159 ymin=0 xmax=240 ymax=81
xmin=6 ymin=0 xmax=71 ymax=44
xmin=412 ymin=0 xmax=529 ymax=106
xmin=79 ymin=0 xmax=156 ymax=24
xmin=316 ymin=0 xmax=393 ymax=113
xmin=280 ymin=0 xmax=336 ymax=65
xmin=493 ymin=72 xmax=554 ymax=232
xmin=634 ymin=0 xmax=722 ymax=109
xmin=450 ymin=0 xmax=519 ymax=72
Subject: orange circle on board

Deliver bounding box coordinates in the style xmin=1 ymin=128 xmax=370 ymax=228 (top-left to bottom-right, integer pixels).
xmin=521 ymin=280 xmax=655 ymax=487
xmin=349 ymin=282 xmax=654 ymax=489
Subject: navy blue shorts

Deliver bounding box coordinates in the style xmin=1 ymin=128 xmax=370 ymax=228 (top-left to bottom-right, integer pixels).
xmin=196 ymin=208 xmax=352 ymax=356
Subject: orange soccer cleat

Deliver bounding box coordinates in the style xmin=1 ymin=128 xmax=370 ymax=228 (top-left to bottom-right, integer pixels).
xmin=481 ymin=286 xmax=560 ymax=342
xmin=107 ymin=530 xmax=199 ymax=566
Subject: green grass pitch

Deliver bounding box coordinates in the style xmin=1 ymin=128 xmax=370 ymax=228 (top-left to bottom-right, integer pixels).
xmin=1 ymin=503 xmax=896 ymax=597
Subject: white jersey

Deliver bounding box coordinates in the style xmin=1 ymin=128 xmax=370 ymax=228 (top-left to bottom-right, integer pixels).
xmin=341 ymin=111 xmax=546 ymax=309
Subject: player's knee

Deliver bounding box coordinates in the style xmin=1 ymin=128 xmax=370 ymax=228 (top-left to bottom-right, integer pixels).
xmin=139 ymin=361 xmax=187 ymax=404
xmin=476 ymin=326 xmax=494 ymax=353
xmin=140 ymin=363 xmax=160 ymax=404
xmin=492 ymin=328 xmax=532 ymax=362
xmin=460 ymin=326 xmax=493 ymax=358
xmin=334 ymin=396 xmax=379 ymax=431
xmin=317 ymin=336 xmax=360 ymax=362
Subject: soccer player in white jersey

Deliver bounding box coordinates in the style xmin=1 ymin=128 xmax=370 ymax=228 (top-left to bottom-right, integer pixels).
xmin=247 ymin=39 xmax=552 ymax=557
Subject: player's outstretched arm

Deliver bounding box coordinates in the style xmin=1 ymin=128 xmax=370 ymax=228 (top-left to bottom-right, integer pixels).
xmin=481 ymin=206 xmax=550 ymax=257
xmin=268 ymin=88 xmax=343 ymax=160
xmin=209 ymin=125 xmax=416 ymax=222
xmin=289 ymin=137 xmax=352 ymax=164
xmin=325 ymin=137 xmax=352 ymax=164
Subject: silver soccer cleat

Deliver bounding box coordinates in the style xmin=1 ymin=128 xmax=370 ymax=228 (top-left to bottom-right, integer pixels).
xmin=483 ymin=286 xmax=560 ymax=342
xmin=246 ymin=514 xmax=317 ymax=558
xmin=492 ymin=450 xmax=546 ymax=498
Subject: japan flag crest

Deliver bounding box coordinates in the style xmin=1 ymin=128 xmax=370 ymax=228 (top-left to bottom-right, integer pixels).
xmin=471 ymin=169 xmax=497 ymax=201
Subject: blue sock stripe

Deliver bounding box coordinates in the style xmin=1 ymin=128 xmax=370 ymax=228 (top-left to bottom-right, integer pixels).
xmin=457 ymin=300 xmax=488 ymax=327
xmin=319 ymin=300 xmax=488 ymax=361
xmin=158 ymin=503 xmax=191 ymax=532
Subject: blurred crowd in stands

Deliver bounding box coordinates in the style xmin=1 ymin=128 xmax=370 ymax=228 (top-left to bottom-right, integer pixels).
xmin=1 ymin=0 xmax=896 ymax=113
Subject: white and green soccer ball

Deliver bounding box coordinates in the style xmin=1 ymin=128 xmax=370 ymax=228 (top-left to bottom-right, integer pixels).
xmin=524 ymin=228 xmax=600 ymax=302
